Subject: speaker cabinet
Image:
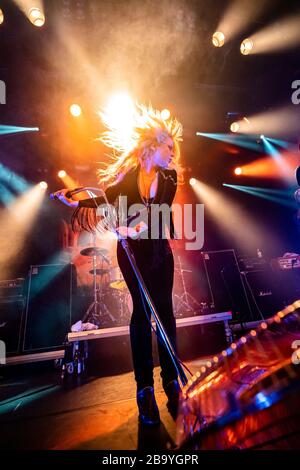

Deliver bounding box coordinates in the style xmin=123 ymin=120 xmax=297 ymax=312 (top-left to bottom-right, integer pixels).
xmin=242 ymin=269 xmax=300 ymax=320
xmin=201 ymin=249 xmax=251 ymax=321
xmin=0 ymin=298 xmax=24 ymax=355
xmin=23 ymin=264 xmax=76 ymax=352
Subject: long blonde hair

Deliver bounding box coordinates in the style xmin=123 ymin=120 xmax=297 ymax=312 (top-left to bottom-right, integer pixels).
xmin=97 ymin=103 xmax=184 ymax=188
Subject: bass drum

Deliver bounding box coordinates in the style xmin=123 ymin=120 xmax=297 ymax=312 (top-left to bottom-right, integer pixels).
xmin=110 ymin=289 xmax=133 ymax=325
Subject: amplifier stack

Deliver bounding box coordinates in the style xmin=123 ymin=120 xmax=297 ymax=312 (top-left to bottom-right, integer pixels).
xmin=0 ymin=278 xmax=25 ymax=355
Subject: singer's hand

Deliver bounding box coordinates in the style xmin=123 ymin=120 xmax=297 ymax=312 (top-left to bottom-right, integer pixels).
xmin=54 ymin=189 xmax=79 ymax=208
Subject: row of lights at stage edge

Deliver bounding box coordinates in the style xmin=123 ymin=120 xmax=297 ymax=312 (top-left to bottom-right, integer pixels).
xmin=0 ymin=7 xmax=45 ymax=27
xmin=212 ymin=31 xmax=253 ymax=55
xmin=184 ymin=313 xmax=285 ymax=397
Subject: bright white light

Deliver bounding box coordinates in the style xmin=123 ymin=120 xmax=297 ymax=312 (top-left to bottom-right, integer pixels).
xmin=28 ymin=7 xmax=45 ymax=27
xmin=234 ymin=167 xmax=242 ymax=176
xmin=101 ymin=92 xmax=136 ymax=153
xmin=230 ymin=122 xmax=240 ymax=133
xmin=189 ymin=178 xmax=197 ymax=186
xmin=70 ymin=104 xmax=82 ymax=117
xmin=58 ymin=170 xmax=67 ymax=178
xmin=39 ymin=181 xmax=48 ymax=189
xmin=212 ymin=31 xmax=225 ymax=47
xmin=161 ymin=108 xmax=171 ymax=120
xmin=240 ymin=38 xmax=254 ymax=55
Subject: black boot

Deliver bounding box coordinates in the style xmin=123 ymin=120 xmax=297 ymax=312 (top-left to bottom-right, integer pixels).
xmin=137 ymin=386 xmax=160 ymax=426
xmin=164 ymin=379 xmax=181 ymax=419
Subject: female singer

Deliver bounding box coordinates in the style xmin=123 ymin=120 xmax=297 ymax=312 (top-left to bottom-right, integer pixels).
xmin=55 ymin=104 xmax=183 ymax=425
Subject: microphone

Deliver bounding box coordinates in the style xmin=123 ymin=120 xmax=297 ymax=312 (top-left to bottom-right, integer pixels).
xmin=49 ymin=187 xmax=84 ymax=200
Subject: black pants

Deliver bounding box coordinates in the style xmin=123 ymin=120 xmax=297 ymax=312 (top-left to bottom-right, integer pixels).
xmin=117 ymin=239 xmax=178 ymax=391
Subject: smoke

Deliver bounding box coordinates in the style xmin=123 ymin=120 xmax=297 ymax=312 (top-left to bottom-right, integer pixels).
xmin=51 ymin=0 xmax=198 ymax=101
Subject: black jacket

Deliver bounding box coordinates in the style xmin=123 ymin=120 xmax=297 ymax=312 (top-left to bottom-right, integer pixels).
xmin=75 ymin=167 xmax=177 ymax=238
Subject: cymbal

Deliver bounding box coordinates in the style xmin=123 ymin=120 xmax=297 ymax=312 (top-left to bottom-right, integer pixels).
xmin=89 ymin=268 xmax=110 ymax=276
xmin=110 ymin=280 xmax=127 ymax=290
xmin=80 ymin=247 xmax=108 ymax=257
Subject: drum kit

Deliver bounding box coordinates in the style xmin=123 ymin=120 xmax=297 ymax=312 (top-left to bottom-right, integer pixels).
xmin=80 ymin=246 xmax=132 ymax=327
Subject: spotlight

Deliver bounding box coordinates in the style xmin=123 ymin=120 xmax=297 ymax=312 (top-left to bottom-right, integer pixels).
xmin=58 ymin=170 xmax=67 ymax=178
xmin=28 ymin=7 xmax=45 ymax=27
xmin=260 ymin=134 xmax=265 ymax=139
xmin=70 ymin=104 xmax=82 ymax=117
xmin=39 ymin=181 xmax=48 ymax=189
xmin=0 ymin=9 xmax=4 ymax=25
xmin=230 ymin=122 xmax=240 ymax=133
xmin=161 ymin=109 xmax=171 ymax=120
xmin=234 ymin=167 xmax=242 ymax=175
xmin=240 ymin=38 xmax=253 ymax=55
xmin=212 ymin=31 xmax=225 ymax=47
xmin=189 ymin=178 xmax=197 ymax=186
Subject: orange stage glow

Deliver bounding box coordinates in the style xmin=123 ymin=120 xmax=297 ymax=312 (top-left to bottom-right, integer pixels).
xmin=240 ymin=152 xmax=298 ymax=181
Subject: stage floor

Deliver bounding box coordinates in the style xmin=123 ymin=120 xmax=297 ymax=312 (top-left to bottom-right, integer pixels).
xmin=0 ymin=359 xmax=206 ymax=451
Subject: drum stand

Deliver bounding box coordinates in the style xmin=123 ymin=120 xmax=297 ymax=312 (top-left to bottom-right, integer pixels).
xmin=173 ymin=255 xmax=202 ymax=317
xmin=82 ymin=248 xmax=116 ymax=326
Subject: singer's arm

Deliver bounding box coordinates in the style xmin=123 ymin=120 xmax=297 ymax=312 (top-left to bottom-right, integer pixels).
xmin=77 ymin=182 xmax=122 ymax=208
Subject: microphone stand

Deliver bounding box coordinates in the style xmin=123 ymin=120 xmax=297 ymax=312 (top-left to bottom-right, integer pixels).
xmin=66 ymin=187 xmax=188 ymax=387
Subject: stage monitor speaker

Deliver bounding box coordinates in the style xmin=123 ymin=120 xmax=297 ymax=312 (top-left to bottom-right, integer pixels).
xmin=0 ymin=299 xmax=24 ymax=355
xmin=23 ymin=264 xmax=76 ymax=352
xmin=242 ymin=269 xmax=300 ymax=321
xmin=201 ymin=249 xmax=251 ymax=322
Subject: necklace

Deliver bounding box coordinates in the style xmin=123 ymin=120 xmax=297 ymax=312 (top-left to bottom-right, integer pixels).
xmin=138 ymin=170 xmax=157 ymax=208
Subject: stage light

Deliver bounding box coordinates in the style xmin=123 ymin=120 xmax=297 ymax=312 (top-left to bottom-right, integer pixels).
xmin=0 ymin=185 xmax=48 ymax=279
xmin=197 ymin=132 xmax=261 ymax=152
xmin=230 ymin=122 xmax=240 ymax=133
xmin=0 ymin=125 xmax=39 ymax=135
xmin=223 ymin=184 xmax=296 ymax=208
xmin=0 ymin=163 xmax=29 ymax=194
xmin=195 ymin=180 xmax=270 ymax=253
xmin=212 ymin=31 xmax=225 ymax=47
xmin=234 ymin=167 xmax=242 ymax=175
xmin=0 ymin=9 xmax=4 ymax=25
xmin=58 ymin=170 xmax=67 ymax=178
xmin=189 ymin=178 xmax=197 ymax=186
xmin=248 ymin=15 xmax=300 ymax=54
xmin=28 ymin=7 xmax=45 ymax=27
xmin=161 ymin=108 xmax=171 ymax=120
xmin=240 ymin=38 xmax=253 ymax=55
xmin=215 ymin=1 xmax=269 ymax=45
xmin=39 ymin=181 xmax=48 ymax=189
xmin=260 ymin=134 xmax=265 ymax=139
xmin=100 ymin=92 xmax=136 ymax=153
xmin=70 ymin=104 xmax=82 ymax=117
